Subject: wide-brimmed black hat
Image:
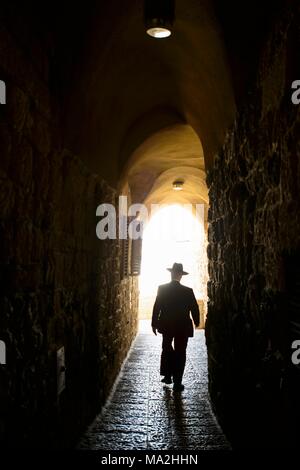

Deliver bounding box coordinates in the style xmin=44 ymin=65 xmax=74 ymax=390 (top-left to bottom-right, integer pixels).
xmin=167 ymin=262 xmax=188 ymax=275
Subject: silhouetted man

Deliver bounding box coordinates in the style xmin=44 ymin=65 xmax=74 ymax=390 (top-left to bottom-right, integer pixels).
xmin=151 ymin=263 xmax=200 ymax=392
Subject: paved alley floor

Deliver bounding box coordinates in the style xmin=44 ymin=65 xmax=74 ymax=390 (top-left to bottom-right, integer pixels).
xmin=79 ymin=323 xmax=231 ymax=451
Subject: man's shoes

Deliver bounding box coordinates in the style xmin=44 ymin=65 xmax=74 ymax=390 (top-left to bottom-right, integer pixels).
xmin=161 ymin=376 xmax=172 ymax=384
xmin=173 ymin=383 xmax=184 ymax=392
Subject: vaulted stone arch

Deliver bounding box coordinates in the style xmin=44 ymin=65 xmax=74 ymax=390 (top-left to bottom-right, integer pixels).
xmin=62 ymin=0 xmax=236 ymax=184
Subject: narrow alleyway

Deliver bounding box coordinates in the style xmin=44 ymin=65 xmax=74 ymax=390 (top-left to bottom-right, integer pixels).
xmin=1 ymin=1 xmax=299 ymax=450
xmin=79 ymin=323 xmax=230 ymax=450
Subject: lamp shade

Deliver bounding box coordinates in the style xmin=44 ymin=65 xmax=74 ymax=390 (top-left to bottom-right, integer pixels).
xmin=173 ymin=180 xmax=184 ymax=191
xmin=144 ymin=0 xmax=175 ymax=38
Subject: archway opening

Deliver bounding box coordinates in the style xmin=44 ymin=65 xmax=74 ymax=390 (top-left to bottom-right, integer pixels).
xmin=138 ymin=203 xmax=208 ymax=330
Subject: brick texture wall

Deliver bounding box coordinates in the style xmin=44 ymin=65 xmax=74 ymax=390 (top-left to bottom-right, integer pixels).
xmin=206 ymin=3 xmax=300 ymax=448
xmin=0 ymin=17 xmax=138 ymax=448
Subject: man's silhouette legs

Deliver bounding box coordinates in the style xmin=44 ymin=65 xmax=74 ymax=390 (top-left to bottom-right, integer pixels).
xmin=160 ymin=335 xmax=174 ymax=381
xmin=160 ymin=334 xmax=189 ymax=387
xmin=173 ymin=335 xmax=189 ymax=387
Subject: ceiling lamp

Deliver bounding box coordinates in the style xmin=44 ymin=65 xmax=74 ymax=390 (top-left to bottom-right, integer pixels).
xmin=144 ymin=0 xmax=175 ymax=39
xmin=173 ymin=180 xmax=184 ymax=191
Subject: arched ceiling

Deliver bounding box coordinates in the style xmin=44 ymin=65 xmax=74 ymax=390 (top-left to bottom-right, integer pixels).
xmin=123 ymin=123 xmax=207 ymax=206
xmin=6 ymin=0 xmax=275 ymax=201
xmin=144 ymin=167 xmax=208 ymax=207
xmin=63 ymin=0 xmax=236 ymax=186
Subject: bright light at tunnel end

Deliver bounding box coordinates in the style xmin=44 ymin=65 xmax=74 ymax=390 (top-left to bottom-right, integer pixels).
xmin=139 ymin=203 xmax=208 ymax=309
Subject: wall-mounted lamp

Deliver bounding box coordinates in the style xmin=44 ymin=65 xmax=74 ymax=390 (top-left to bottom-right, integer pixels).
xmin=144 ymin=0 xmax=175 ymax=39
xmin=173 ymin=180 xmax=184 ymax=191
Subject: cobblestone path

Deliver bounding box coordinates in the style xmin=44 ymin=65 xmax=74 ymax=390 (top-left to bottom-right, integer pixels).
xmin=79 ymin=324 xmax=231 ymax=450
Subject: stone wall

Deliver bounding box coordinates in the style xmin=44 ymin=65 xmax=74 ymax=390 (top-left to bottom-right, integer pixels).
xmin=0 ymin=17 xmax=138 ymax=448
xmin=206 ymin=2 xmax=300 ymax=448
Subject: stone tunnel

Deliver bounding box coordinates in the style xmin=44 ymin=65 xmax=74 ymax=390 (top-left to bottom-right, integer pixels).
xmin=0 ymin=0 xmax=299 ymax=451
